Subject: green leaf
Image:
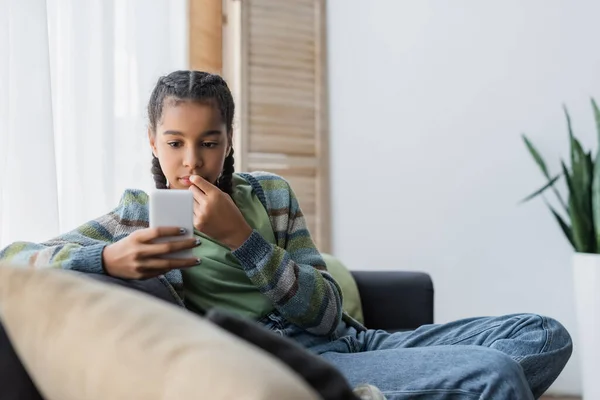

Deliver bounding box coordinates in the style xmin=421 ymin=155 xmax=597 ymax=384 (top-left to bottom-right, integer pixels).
xmin=544 ymin=199 xmax=575 ymax=249
xmin=563 ymin=161 xmax=594 ymax=252
xmin=592 ymin=150 xmax=600 ymax=251
xmin=522 ymin=134 xmax=550 ymax=178
xmin=562 ymin=161 xmax=574 ymax=192
xmin=565 ymin=106 xmax=587 ymax=170
xmin=522 ymin=134 xmax=568 ymax=212
xmin=592 ymin=100 xmax=600 ymax=250
xmin=592 ymin=98 xmax=600 ymax=145
xmin=519 ymin=174 xmax=561 ymax=204
xmin=584 ymin=150 xmax=595 ymax=198
xmin=564 ymin=106 xmax=595 ymax=252
xmin=563 ymin=161 xmax=584 ymax=251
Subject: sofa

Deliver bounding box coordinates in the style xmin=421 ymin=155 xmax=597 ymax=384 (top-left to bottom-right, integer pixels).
xmin=0 ymin=268 xmax=434 ymax=399
xmin=351 ymin=270 xmax=434 ymax=332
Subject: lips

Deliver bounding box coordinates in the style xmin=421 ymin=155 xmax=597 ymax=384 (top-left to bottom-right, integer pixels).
xmin=179 ymin=174 xmax=211 ymax=187
xmin=179 ymin=176 xmax=193 ymax=186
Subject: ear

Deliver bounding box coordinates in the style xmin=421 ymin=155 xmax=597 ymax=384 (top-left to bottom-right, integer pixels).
xmin=148 ymin=129 xmax=158 ymax=158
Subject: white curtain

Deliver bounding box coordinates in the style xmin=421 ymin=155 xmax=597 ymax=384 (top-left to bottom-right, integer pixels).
xmin=0 ymin=0 xmax=188 ymax=247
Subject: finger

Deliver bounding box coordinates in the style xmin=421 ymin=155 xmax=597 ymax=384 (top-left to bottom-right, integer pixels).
xmin=141 ymin=238 xmax=200 ymax=257
xmin=193 ymin=199 xmax=205 ymax=219
xmin=192 ymin=204 xmax=205 ymax=232
xmin=137 ymin=226 xmax=188 ymax=242
xmin=190 ymin=175 xmax=217 ymax=195
xmin=189 ymin=184 xmax=207 ymax=205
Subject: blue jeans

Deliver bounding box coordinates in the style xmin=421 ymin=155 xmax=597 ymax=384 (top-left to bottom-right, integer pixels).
xmin=260 ymin=312 xmax=572 ymax=400
xmin=85 ymin=274 xmax=572 ymax=400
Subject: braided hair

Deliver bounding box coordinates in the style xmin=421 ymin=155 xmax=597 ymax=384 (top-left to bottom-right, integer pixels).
xmin=147 ymin=70 xmax=235 ymax=195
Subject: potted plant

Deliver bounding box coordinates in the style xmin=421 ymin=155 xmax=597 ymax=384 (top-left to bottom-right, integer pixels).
xmin=522 ymin=100 xmax=600 ymax=399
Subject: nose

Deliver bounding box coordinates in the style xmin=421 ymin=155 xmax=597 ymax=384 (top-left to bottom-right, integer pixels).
xmin=183 ymin=147 xmax=202 ymax=169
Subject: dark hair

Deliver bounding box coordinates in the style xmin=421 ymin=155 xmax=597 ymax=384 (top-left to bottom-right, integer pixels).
xmin=147 ymin=70 xmax=235 ymax=195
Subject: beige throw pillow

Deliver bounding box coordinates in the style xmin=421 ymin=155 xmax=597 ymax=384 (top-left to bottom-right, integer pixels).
xmin=0 ymin=264 xmax=319 ymax=400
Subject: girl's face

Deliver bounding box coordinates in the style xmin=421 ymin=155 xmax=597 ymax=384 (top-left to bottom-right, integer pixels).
xmin=149 ymin=100 xmax=231 ymax=190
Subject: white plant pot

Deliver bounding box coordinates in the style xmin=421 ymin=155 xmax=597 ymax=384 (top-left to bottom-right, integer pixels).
xmin=573 ymin=253 xmax=600 ymax=400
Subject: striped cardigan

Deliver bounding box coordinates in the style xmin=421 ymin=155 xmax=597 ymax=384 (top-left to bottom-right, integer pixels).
xmin=0 ymin=172 xmax=350 ymax=336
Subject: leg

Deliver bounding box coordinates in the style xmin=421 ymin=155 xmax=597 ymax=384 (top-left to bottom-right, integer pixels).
xmin=321 ymin=345 xmax=534 ymax=400
xmin=357 ymin=314 xmax=572 ymax=398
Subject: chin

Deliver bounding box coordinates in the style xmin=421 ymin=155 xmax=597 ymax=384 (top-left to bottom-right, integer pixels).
xmin=171 ymin=179 xmax=191 ymax=189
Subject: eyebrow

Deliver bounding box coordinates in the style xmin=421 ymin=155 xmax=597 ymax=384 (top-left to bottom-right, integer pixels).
xmin=163 ymin=130 xmax=222 ymax=137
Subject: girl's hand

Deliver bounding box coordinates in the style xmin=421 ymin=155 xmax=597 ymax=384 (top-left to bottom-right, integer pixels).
xmin=102 ymin=227 xmax=200 ymax=279
xmin=188 ymin=175 xmax=253 ymax=250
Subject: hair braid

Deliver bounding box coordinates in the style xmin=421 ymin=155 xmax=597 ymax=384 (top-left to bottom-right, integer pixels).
xmin=217 ymin=148 xmax=235 ymax=196
xmin=151 ymin=154 xmax=168 ymax=189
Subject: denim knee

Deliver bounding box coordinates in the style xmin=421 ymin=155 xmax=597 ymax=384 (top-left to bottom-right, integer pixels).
xmin=518 ymin=314 xmax=572 ymax=360
xmin=541 ymin=315 xmax=572 ymax=357
xmin=523 ymin=314 xmax=573 ymax=395
xmin=466 ymin=346 xmax=533 ymax=399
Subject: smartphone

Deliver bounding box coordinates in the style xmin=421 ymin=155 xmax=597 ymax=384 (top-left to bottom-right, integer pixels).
xmin=148 ymin=189 xmax=194 ymax=259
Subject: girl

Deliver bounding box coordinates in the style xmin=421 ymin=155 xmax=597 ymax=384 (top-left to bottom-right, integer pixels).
xmin=0 ymin=70 xmax=571 ymax=399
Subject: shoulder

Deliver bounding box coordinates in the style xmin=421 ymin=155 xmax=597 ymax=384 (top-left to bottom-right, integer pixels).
xmin=113 ymin=189 xmax=150 ymax=223
xmin=238 ymin=171 xmax=291 ymax=191
xmin=237 ymin=172 xmax=296 ymax=211
xmin=118 ymin=189 xmax=149 ymax=206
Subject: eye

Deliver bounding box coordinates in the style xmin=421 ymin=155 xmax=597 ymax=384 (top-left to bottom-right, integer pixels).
xmin=202 ymin=142 xmax=218 ymax=148
xmin=167 ymin=141 xmax=182 ymax=148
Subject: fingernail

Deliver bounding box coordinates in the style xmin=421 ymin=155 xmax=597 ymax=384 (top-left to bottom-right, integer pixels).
xmin=195 ymin=238 xmax=201 ymax=246
xmin=180 ymin=228 xmax=187 ymax=234
xmin=196 ymin=258 xmax=202 ymax=265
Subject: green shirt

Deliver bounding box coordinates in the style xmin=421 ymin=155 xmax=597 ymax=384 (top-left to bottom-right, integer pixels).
xmin=181 ymin=174 xmax=276 ymax=319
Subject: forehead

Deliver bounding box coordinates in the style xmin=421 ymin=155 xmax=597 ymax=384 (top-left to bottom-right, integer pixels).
xmin=158 ymin=100 xmax=224 ymax=130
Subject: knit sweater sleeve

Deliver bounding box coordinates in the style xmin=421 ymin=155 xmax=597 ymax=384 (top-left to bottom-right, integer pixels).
xmin=232 ymin=174 xmax=343 ymax=336
xmin=0 ymin=190 xmax=149 ymax=272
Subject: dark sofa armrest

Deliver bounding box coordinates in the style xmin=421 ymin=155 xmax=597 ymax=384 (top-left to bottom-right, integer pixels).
xmin=351 ymin=270 xmax=434 ymax=332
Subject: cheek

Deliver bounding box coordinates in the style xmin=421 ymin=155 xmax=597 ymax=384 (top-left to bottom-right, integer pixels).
xmin=207 ymin=153 xmax=228 ymax=179
xmin=156 ymin=147 xmax=179 ymax=176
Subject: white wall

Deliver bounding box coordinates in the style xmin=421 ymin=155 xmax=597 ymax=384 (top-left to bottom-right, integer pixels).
xmin=328 ymin=1 xmax=600 ymax=395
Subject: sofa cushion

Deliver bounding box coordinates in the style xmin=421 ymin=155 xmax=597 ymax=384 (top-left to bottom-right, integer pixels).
xmin=322 ymin=253 xmax=365 ymax=324
xmin=0 ymin=263 xmax=319 ymax=400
